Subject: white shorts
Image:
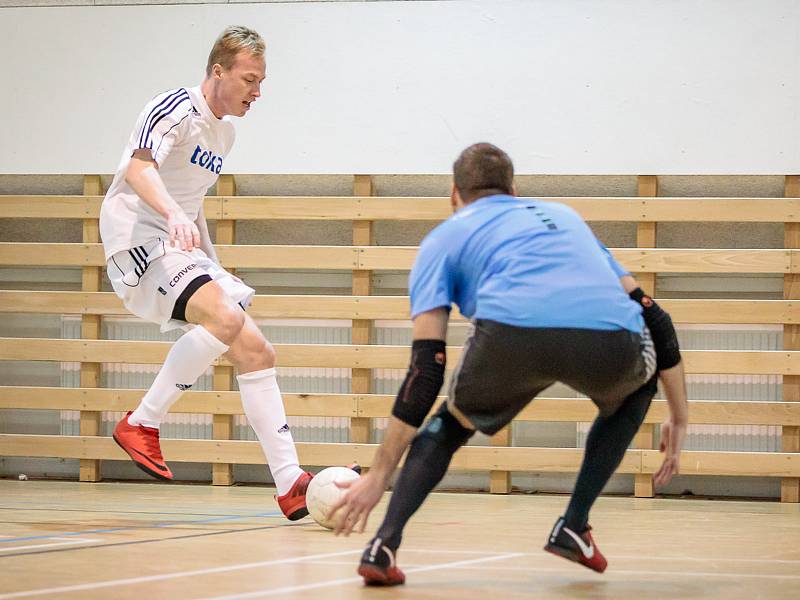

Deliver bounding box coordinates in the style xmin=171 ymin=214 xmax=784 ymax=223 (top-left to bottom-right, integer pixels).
xmin=107 ymin=238 xmax=255 ymax=332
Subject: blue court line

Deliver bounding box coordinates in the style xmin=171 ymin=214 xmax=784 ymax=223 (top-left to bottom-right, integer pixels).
xmin=0 ymin=505 xmax=266 ymax=518
xmin=0 ymin=511 xmax=283 ymax=544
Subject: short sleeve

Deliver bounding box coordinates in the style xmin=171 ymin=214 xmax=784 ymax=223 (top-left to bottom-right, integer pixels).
xmin=132 ymin=88 xmax=193 ymax=166
xmin=409 ymin=234 xmax=455 ymax=319
xmin=596 ymin=239 xmax=629 ymax=278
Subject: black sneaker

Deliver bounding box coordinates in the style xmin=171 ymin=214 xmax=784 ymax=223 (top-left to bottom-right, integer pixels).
xmin=544 ymin=516 xmax=608 ymax=573
xmin=357 ymin=537 xmax=405 ymax=586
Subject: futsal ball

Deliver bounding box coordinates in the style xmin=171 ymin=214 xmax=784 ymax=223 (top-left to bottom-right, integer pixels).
xmin=306 ymin=466 xmax=361 ymax=529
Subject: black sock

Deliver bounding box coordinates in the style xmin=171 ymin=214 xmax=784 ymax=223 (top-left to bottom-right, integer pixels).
xmin=564 ymin=376 xmax=657 ymax=532
xmin=374 ymin=406 xmax=474 ymax=550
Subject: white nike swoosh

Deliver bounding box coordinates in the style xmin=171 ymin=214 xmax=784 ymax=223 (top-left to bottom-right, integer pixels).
xmin=564 ymin=527 xmax=595 ymax=559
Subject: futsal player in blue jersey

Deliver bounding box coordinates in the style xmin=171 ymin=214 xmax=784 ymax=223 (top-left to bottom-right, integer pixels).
xmin=331 ymin=143 xmax=689 ymax=584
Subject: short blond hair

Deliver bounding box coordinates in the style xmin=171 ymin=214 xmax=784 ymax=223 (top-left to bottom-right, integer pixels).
xmin=206 ymin=26 xmax=265 ymax=76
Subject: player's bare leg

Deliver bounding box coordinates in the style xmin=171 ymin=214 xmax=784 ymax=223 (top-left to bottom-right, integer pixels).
xmin=190 ymin=292 xmax=311 ymax=519
xmin=113 ymin=280 xmax=236 ymax=480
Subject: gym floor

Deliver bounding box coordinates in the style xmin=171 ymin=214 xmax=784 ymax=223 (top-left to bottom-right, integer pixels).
xmin=1 ymin=480 xmax=798 ymax=599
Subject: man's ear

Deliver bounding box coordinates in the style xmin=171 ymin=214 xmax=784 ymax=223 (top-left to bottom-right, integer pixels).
xmin=450 ymin=182 xmax=463 ymax=212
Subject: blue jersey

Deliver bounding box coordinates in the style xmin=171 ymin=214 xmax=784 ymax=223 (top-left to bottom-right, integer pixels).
xmin=409 ymin=195 xmax=643 ymax=332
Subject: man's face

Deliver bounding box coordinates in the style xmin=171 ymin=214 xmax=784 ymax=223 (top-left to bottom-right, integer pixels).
xmin=215 ymin=51 xmax=266 ymax=117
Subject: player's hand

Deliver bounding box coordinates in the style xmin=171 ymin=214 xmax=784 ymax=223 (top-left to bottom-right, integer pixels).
xmin=329 ymin=471 xmax=385 ymax=537
xmin=167 ymin=209 xmax=201 ymax=251
xmin=654 ymin=419 xmax=687 ymax=487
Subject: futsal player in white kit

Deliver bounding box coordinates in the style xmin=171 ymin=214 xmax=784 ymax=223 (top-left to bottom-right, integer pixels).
xmin=100 ymin=26 xmax=313 ymax=520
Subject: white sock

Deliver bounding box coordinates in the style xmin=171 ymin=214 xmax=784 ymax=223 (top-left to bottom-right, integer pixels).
xmin=237 ymin=368 xmax=305 ymax=496
xmin=128 ymin=326 xmax=229 ymax=429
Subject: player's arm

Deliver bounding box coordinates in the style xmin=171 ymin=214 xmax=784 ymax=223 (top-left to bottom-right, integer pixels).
xmin=125 ymin=150 xmax=200 ymax=251
xmin=598 ymin=237 xmax=688 ymax=483
xmin=371 ymin=307 xmax=449 ymax=483
xmin=330 ymin=307 xmax=450 ymax=535
xmin=653 ymin=360 xmax=688 ymax=486
xmin=620 ymin=274 xmax=683 ymax=372
xmin=620 ymin=273 xmax=689 ymax=486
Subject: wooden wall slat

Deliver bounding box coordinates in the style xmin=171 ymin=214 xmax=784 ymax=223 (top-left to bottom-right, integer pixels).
xmin=2 ymin=435 xmax=798 ymax=477
xmin=2 ymin=387 xmax=799 ymax=426
xmin=0 ymin=292 xmax=797 ymax=325
xmin=4 ymin=195 xmax=799 ymax=222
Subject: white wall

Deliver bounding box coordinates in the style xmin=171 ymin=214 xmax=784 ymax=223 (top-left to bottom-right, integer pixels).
xmin=1 ymin=0 xmax=798 ymax=174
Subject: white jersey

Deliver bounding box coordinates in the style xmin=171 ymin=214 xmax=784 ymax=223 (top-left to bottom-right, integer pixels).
xmin=100 ymin=86 xmax=235 ymax=259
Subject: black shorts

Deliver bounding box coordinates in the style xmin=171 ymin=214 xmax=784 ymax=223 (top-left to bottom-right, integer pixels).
xmin=448 ymin=319 xmax=656 ymax=435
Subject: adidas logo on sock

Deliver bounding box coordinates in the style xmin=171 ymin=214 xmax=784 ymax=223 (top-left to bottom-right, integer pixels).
xmin=277 ymin=423 xmax=290 ymax=434
xmin=175 ymin=383 xmax=193 ymax=391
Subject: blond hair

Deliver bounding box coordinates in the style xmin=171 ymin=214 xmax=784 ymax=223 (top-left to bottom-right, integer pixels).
xmin=206 ymin=26 xmax=265 ymax=76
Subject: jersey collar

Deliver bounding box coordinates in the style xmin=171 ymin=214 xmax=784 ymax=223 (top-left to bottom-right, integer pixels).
xmin=457 ymin=194 xmax=517 ymax=217
xmin=189 ymin=86 xmax=219 ymax=122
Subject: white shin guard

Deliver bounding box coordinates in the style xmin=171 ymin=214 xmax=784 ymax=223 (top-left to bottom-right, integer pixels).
xmin=237 ymin=368 xmax=304 ymax=496
xmin=129 ymin=325 xmax=229 ymax=429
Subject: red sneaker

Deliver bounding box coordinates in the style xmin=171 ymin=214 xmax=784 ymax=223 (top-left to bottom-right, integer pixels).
xmin=112 ymin=412 xmax=173 ymax=481
xmin=276 ymin=471 xmax=313 ymax=521
xmin=544 ymin=517 xmax=607 ymax=573
xmin=358 ymin=538 xmax=406 ymax=586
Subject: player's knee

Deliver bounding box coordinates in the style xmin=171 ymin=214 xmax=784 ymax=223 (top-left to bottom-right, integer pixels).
xmin=229 ymin=328 xmax=275 ymax=371
xmin=414 ymin=404 xmax=474 ymax=453
xmin=212 ymin=304 xmax=246 ymax=344
xmin=250 ymin=337 xmax=276 ymax=369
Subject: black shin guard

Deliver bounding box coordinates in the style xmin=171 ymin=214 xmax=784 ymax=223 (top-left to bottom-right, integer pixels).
xmin=564 ymin=375 xmax=657 ymax=532
xmin=375 ymin=404 xmax=474 ymax=550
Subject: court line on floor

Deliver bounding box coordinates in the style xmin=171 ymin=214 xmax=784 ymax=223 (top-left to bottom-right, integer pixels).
xmin=0 ymin=506 xmax=272 ymax=518
xmin=0 ymin=512 xmax=283 ymax=544
xmin=0 ymin=538 xmax=99 ymax=553
xmin=0 ymin=549 xmax=363 ymax=599
xmin=198 ymin=552 xmax=527 ymax=600
xmin=323 ymin=549 xmax=800 ymax=565
xmin=592 ymin=569 xmax=800 ymax=580
xmin=609 ymin=554 xmax=800 ymax=564
xmin=304 ymin=559 xmax=800 ymax=580
xmin=403 ymin=548 xmax=513 ymax=555
xmin=401 ymin=549 xmax=800 ymax=564
xmin=0 ymin=521 xmax=312 ymax=559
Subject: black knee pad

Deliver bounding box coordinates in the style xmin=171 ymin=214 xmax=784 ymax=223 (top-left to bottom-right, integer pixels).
xmin=413 ymin=403 xmax=474 ymax=454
